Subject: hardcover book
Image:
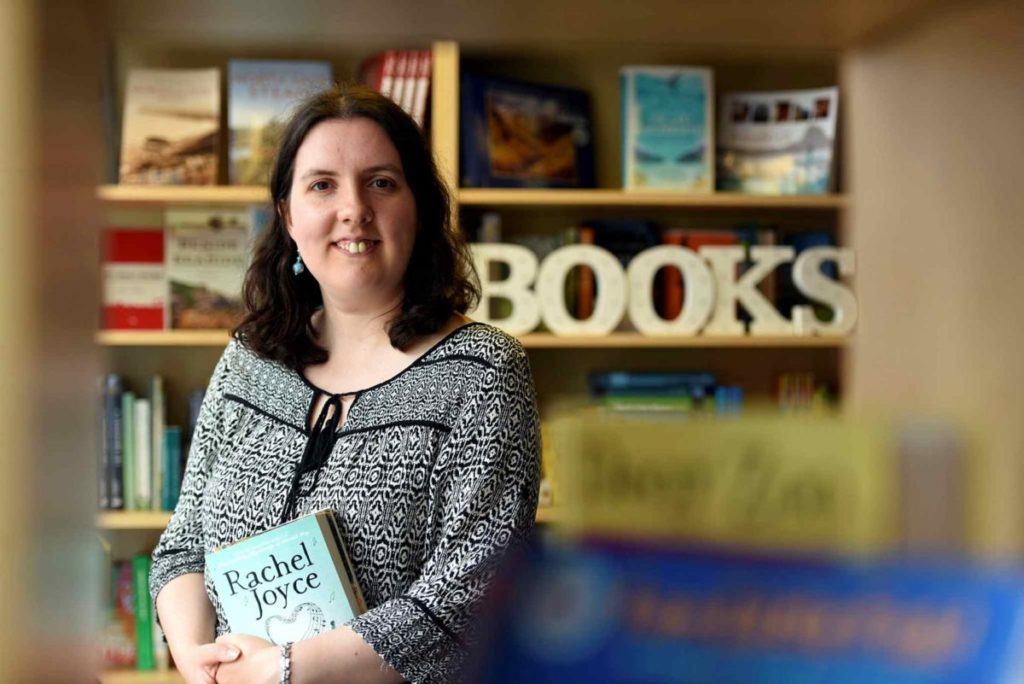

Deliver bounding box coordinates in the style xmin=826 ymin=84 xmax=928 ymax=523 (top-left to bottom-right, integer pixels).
xmin=119 ymin=68 xmax=220 ymax=185
xmin=461 ymin=73 xmax=595 ymax=188
xmin=206 ymin=510 xmax=366 ymax=645
xmin=164 ymin=208 xmax=251 ymax=329
xmin=102 ymin=228 xmax=166 ymax=330
xmin=621 ymin=66 xmax=714 ymax=192
xmin=228 ymin=60 xmax=333 ymax=185
xmin=717 ymin=86 xmax=839 ymax=194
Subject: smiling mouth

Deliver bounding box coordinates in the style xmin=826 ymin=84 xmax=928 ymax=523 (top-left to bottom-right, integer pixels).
xmin=333 ymin=239 xmax=380 ymax=255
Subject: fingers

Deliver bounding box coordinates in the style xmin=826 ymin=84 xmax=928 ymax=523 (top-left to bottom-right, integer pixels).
xmin=193 ymin=641 xmax=241 ymax=666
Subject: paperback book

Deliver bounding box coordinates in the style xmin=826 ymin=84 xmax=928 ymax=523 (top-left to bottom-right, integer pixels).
xmin=165 ymin=208 xmax=251 ymax=329
xmin=717 ymin=86 xmax=839 ymax=194
xmin=206 ymin=510 xmax=366 ymax=645
xmin=621 ymin=66 xmax=713 ymax=192
xmin=228 ymin=60 xmax=334 ymax=185
xmin=119 ymin=68 xmax=220 ymax=185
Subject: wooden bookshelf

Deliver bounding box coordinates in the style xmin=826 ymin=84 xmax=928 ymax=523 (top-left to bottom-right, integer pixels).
xmin=97 ymin=184 xmax=268 ymax=206
xmin=459 ymin=188 xmax=849 ymax=210
xmin=99 ymin=671 xmax=183 ymax=684
xmin=97 ymin=511 xmax=172 ymax=530
xmin=97 ymin=507 xmax=559 ymax=529
xmin=98 ymin=330 xmax=847 ymax=349
xmin=98 ymin=184 xmax=848 ymax=211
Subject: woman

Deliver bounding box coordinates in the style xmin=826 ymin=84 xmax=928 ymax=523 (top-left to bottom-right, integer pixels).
xmin=150 ymin=84 xmax=541 ymax=684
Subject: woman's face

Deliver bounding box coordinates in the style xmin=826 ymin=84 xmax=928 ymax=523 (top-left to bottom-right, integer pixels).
xmin=283 ymin=117 xmax=417 ymax=308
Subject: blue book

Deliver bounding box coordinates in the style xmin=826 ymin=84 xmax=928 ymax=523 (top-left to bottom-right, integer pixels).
xmin=469 ymin=540 xmax=1024 ymax=683
xmin=460 ymin=72 xmax=595 ymax=188
xmin=161 ymin=426 xmax=181 ymax=511
xmin=206 ymin=510 xmax=366 ymax=644
xmin=104 ymin=374 xmax=125 ymax=510
xmin=589 ymin=371 xmax=717 ymax=397
xmin=621 ymin=66 xmax=713 ymax=192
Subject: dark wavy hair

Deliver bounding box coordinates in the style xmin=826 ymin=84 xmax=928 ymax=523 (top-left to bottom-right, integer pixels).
xmin=235 ymin=84 xmax=479 ymax=370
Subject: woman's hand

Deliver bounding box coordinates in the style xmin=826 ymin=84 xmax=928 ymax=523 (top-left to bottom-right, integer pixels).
xmin=174 ymin=641 xmax=242 ymax=684
xmin=213 ymin=634 xmax=280 ymax=684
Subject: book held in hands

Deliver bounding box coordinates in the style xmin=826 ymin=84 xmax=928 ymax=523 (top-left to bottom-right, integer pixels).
xmin=206 ymin=510 xmax=366 ymax=645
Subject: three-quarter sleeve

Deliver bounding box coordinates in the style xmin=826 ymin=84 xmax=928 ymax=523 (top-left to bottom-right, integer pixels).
xmin=149 ymin=342 xmax=233 ymax=604
xmin=348 ymin=348 xmax=541 ymax=683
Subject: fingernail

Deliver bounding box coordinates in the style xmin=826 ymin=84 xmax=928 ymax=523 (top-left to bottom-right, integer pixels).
xmin=223 ymin=647 xmax=240 ymax=660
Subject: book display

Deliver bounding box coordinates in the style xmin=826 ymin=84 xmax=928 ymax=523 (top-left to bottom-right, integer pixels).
xmin=97 ymin=30 xmax=854 ymax=684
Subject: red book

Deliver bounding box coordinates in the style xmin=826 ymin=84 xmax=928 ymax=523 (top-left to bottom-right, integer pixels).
xmin=411 ymin=49 xmax=433 ymax=127
xmin=674 ymin=229 xmax=739 ymax=317
xmin=102 ymin=228 xmax=166 ymax=330
xmin=577 ymin=226 xmax=596 ymax=319
xmin=358 ymin=52 xmax=387 ymax=92
xmin=659 ymin=228 xmax=687 ymax=319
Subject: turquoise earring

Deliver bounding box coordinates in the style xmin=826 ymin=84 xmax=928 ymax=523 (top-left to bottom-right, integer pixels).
xmin=292 ymin=253 xmax=305 ymax=276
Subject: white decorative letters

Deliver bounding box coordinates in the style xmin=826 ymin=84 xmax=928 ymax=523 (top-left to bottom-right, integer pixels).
xmin=626 ymin=246 xmax=715 ymax=336
xmin=467 ymin=242 xmax=857 ymax=339
xmin=791 ymin=247 xmax=858 ymax=337
xmin=702 ymin=245 xmax=796 ymax=337
xmin=468 ymin=243 xmax=541 ymax=336
xmin=536 ymin=245 xmax=627 ymax=336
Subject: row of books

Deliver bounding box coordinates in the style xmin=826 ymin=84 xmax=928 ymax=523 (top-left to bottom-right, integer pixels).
xmin=101 ymin=555 xmax=169 ymax=672
xmin=587 ymin=371 xmax=831 ymax=414
xmin=102 ymin=207 xmax=264 ymax=330
xmin=474 ymin=213 xmax=835 ymax=328
xmin=358 ymin=49 xmax=432 ymax=127
xmin=98 ymin=373 xmax=203 ymax=511
xmin=117 ymin=50 xmax=430 ymax=186
xmin=461 ymin=67 xmax=838 ymax=195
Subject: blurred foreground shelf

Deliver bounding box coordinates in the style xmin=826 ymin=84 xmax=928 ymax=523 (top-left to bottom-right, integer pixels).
xmin=98 ymin=330 xmax=848 ymax=349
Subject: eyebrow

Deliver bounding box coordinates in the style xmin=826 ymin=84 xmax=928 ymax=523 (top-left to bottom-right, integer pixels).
xmin=299 ymin=164 xmax=404 ymax=181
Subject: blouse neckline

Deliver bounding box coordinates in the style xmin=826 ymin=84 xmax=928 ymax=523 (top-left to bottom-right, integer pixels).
xmin=295 ymin=321 xmax=486 ymax=399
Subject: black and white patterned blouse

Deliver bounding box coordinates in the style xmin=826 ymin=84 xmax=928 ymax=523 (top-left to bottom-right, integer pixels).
xmin=149 ymin=322 xmax=541 ymax=683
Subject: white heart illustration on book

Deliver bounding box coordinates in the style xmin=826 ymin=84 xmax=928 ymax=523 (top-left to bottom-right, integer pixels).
xmin=265 ymin=602 xmax=328 ymax=645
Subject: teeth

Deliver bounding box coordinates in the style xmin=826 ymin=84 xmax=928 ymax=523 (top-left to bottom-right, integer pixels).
xmin=344 ymin=241 xmax=372 ymax=254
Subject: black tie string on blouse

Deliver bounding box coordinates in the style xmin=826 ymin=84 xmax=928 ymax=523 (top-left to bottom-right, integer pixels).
xmin=280 ymin=391 xmax=351 ymax=523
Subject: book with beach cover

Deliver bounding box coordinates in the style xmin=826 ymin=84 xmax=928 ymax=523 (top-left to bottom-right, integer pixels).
xmin=206 ymin=510 xmax=366 ymax=645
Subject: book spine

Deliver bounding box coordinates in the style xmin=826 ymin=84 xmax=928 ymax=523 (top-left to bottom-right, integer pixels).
xmin=105 ymin=375 xmax=125 ymax=510
xmin=379 ymin=50 xmax=397 ymax=98
xmin=97 ymin=378 xmax=109 ymax=510
xmin=620 ymin=69 xmax=632 ymax=189
xmin=162 ymin=427 xmax=182 ymax=511
xmin=131 ymin=554 xmax=155 ymax=670
xmin=411 ymin=49 xmax=432 ymax=127
xmin=400 ymin=50 xmax=419 ymax=116
xmin=122 ymin=391 xmax=136 ymax=511
xmin=151 ymin=376 xmax=164 ymax=512
xmin=134 ymin=398 xmax=152 ymax=510
xmin=577 ymin=227 xmax=595 ymax=319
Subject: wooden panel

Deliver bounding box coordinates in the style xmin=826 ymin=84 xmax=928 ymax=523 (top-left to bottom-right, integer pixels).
xmin=105 ymin=0 xmax=946 ymax=52
xmin=0 ymin=3 xmax=37 ymax=679
xmin=844 ymin=0 xmax=1024 ymax=556
xmin=460 ymin=189 xmax=848 ymax=210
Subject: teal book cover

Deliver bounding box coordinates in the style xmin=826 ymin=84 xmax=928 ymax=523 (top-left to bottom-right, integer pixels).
xmin=621 ymin=66 xmax=713 ymax=192
xmin=206 ymin=510 xmax=365 ymax=644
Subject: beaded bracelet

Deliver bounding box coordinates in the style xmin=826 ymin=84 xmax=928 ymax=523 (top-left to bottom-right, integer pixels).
xmin=279 ymin=642 xmax=293 ymax=684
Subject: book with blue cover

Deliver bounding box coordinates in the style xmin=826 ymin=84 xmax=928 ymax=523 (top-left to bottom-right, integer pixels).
xmin=206 ymin=510 xmax=366 ymax=644
xmin=621 ymin=66 xmax=713 ymax=192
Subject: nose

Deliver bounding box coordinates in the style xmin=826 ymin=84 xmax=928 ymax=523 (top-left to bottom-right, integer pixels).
xmin=335 ymin=184 xmax=373 ymax=225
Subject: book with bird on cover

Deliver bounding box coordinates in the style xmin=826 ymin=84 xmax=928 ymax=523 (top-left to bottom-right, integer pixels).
xmin=206 ymin=510 xmax=366 ymax=645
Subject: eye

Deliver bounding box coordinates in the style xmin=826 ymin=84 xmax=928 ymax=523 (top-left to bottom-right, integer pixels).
xmin=369 ymin=177 xmax=396 ymax=190
xmin=309 ymin=180 xmax=332 ymax=192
